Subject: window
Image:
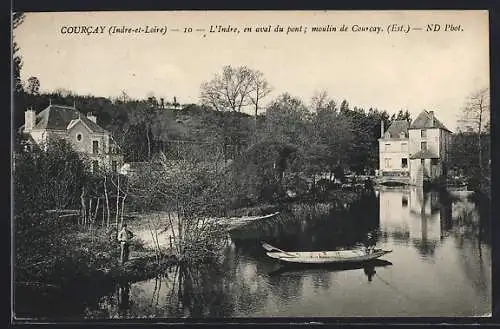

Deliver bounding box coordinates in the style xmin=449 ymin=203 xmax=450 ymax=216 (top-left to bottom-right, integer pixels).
xmin=385 ymin=143 xmax=390 ymax=152
xmin=384 ymin=158 xmax=391 ymax=168
xmin=76 ymin=133 xmax=82 ymax=142
xmin=401 ymin=142 xmax=407 ymax=152
xmin=401 ymin=158 xmax=408 ymax=168
xmin=421 ymin=129 xmax=427 ymax=138
xmin=402 ymin=196 xmax=408 ymax=208
xmin=92 ymin=160 xmax=99 ymax=173
xmin=112 ymin=161 xmax=117 ymax=173
xmin=421 ymin=141 xmax=427 ymax=151
xmin=431 ymin=158 xmax=439 ymax=165
xmin=92 ymin=140 xmax=99 ymax=154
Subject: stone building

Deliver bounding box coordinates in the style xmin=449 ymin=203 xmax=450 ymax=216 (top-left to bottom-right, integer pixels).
xmin=378 ymin=119 xmax=410 ymax=176
xmin=408 ymin=110 xmax=452 ymax=186
xmin=379 ymin=110 xmax=452 ymax=186
xmin=19 ymin=104 xmax=124 ymax=173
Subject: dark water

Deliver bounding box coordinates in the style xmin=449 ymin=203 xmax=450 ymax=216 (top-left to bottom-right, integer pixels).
xmin=17 ymin=187 xmax=491 ymax=319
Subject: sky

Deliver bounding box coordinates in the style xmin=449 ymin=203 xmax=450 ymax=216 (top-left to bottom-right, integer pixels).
xmin=13 ymin=10 xmax=489 ymax=131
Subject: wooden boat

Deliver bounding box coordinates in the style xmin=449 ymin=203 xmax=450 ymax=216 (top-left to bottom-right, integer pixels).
xmin=268 ymin=259 xmax=393 ymax=276
xmin=218 ymin=212 xmax=280 ymax=230
xmin=262 ymin=242 xmax=392 ymax=264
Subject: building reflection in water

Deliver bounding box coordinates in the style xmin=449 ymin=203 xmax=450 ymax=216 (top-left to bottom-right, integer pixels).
xmin=378 ymin=187 xmax=452 ymax=257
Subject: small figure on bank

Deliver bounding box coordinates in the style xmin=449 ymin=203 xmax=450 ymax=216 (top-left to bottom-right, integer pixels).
xmin=118 ymin=223 xmax=134 ymax=264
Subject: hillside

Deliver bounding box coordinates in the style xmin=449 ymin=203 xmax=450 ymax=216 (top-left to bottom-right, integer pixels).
xmin=14 ymin=91 xmax=261 ymax=162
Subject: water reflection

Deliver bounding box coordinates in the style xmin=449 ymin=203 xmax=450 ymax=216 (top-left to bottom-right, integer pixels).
xmin=117 ymin=281 xmax=131 ymax=316
xmin=78 ymin=187 xmax=491 ymax=318
xmin=269 ymin=259 xmax=393 ymax=283
xmin=379 ymin=187 xmax=453 ymax=258
xmin=379 ymin=187 xmax=488 ymax=254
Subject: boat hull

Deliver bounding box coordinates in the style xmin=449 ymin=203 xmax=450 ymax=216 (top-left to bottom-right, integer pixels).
xmin=266 ymin=249 xmax=392 ymax=264
xmin=219 ymin=212 xmax=280 ymax=230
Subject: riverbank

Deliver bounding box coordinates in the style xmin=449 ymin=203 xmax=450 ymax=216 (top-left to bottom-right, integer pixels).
xmin=14 ymin=216 xmax=177 ymax=289
xmin=15 ymin=185 xmax=373 ymax=319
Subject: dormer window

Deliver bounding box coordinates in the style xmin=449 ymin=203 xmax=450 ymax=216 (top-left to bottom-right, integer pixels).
xmin=399 ymin=132 xmax=406 ymax=139
xmin=76 ymin=133 xmax=82 ymax=142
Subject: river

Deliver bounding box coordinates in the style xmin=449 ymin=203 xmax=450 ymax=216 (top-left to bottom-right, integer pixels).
xmin=17 ymin=187 xmax=492 ymax=319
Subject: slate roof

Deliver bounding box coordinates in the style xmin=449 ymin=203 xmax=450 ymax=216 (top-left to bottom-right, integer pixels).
xmin=384 ymin=120 xmax=409 ymax=139
xmin=409 ymin=149 xmax=439 ymax=159
xmin=409 ymin=110 xmax=451 ymax=132
xmin=20 ymin=105 xmax=108 ymax=134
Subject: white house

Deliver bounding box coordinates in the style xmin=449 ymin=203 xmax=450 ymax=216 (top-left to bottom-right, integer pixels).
xmin=19 ymin=104 xmax=124 ymax=173
xmin=379 ymin=110 xmax=452 ymax=186
xmin=378 ymin=119 xmax=410 ymax=176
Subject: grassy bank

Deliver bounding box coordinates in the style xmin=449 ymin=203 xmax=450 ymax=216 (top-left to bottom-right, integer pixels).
xmin=14 ymin=214 xmax=178 ymax=290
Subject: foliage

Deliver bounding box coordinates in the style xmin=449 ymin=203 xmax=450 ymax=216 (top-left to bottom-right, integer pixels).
xmin=264 ymin=93 xmax=310 ymax=145
xmin=200 ymin=65 xmax=272 ymax=114
xmin=448 ymin=132 xmax=490 ymax=177
xmin=229 ymin=140 xmax=297 ymax=204
xmin=456 ymin=87 xmax=490 ymax=186
xmin=128 ymin=153 xmax=231 ymax=265
xmin=14 ymin=137 xmax=90 ymax=215
xmin=26 ymin=76 xmax=40 ymax=95
xmin=14 ymin=60 xmax=412 ymax=207
xmin=13 ymin=136 xmax=143 ymax=286
xmin=458 ymin=87 xmax=490 ymax=134
xmin=12 ymin=12 xmax=25 ymax=93
xmin=199 ymin=65 xmax=271 ymax=158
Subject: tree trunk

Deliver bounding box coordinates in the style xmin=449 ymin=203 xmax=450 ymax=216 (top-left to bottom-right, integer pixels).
xmin=177 ymin=203 xmax=183 ymax=256
xmin=80 ymin=187 xmax=86 ymax=226
xmin=167 ymin=212 xmax=179 ymax=255
xmin=93 ymin=197 xmax=100 ymax=222
xmin=147 ymin=219 xmax=160 ymax=264
xmin=254 ymin=99 xmax=260 ymax=144
xmin=120 ymin=194 xmax=127 ymax=228
xmin=478 ymin=107 xmax=483 ymax=174
xmin=115 ymin=174 xmax=120 ymax=228
xmin=101 ymin=196 xmax=105 ymax=227
xmin=104 ymin=176 xmax=110 ymax=228
xmin=146 ymin=126 xmax=151 ymax=161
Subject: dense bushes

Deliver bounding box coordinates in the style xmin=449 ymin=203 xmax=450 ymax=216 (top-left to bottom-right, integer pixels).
xmin=14 ymin=137 xmax=89 ymax=216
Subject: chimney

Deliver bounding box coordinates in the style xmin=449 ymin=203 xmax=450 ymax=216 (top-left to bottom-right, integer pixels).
xmin=380 ymin=120 xmax=385 ymax=138
xmin=24 ymin=107 xmax=36 ymax=132
xmin=86 ymin=112 xmax=97 ymax=123
xmin=428 ymin=110 xmax=435 ymax=125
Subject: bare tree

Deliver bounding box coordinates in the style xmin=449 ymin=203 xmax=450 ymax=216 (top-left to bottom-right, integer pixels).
xmin=200 ymin=65 xmax=254 ymax=112
xmin=248 ymin=70 xmax=272 ymax=142
xmin=54 ymin=88 xmax=73 ymax=98
xmin=310 ymin=90 xmax=330 ymax=112
xmin=120 ymin=90 xmax=130 ymax=103
xmin=459 ymin=87 xmax=490 ymax=172
xmin=200 ymin=65 xmax=255 ymax=159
